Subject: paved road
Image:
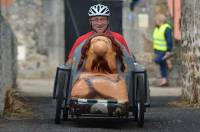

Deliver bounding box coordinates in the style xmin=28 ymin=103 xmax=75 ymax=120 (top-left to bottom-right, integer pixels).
xmin=0 ymin=79 xmax=200 ymax=132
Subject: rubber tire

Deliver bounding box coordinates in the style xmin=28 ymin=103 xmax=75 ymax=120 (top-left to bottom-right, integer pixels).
xmin=63 ymin=107 xmax=68 ymax=121
xmin=136 ymin=75 xmax=145 ymax=127
xmin=137 ymin=102 xmax=144 ymax=127
xmin=55 ymin=99 xmax=63 ymax=124
xmin=54 ymin=71 xmax=66 ymax=124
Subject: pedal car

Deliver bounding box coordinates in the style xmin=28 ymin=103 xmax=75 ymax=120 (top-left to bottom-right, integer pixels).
xmin=53 ymin=33 xmax=149 ymax=127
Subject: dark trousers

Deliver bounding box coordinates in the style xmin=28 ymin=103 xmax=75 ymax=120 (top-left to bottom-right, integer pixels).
xmin=154 ymin=50 xmax=167 ymax=78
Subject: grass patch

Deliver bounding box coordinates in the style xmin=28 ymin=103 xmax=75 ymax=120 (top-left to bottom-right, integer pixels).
xmin=4 ymin=89 xmax=36 ymax=119
xmin=168 ymin=98 xmax=200 ymax=109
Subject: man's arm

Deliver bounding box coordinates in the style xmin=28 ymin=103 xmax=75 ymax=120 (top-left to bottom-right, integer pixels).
xmin=111 ymin=32 xmax=131 ymax=54
xmin=67 ymin=32 xmax=93 ymax=63
xmin=67 ymin=39 xmax=79 ymax=62
xmin=162 ymin=27 xmax=173 ymax=60
xmin=165 ymin=27 xmax=173 ymax=52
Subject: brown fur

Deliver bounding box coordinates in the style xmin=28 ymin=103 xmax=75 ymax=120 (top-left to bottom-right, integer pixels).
xmin=91 ymin=56 xmax=113 ymax=73
xmin=77 ymin=32 xmax=125 ymax=73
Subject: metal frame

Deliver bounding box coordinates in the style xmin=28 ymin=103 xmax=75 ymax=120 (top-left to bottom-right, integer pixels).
xmin=53 ymin=63 xmax=147 ymax=127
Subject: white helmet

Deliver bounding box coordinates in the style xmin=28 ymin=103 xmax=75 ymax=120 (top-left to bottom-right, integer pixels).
xmin=88 ymin=4 xmax=110 ymax=17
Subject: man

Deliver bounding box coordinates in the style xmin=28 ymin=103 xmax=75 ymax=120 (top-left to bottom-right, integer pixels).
xmin=153 ymin=14 xmax=173 ymax=86
xmin=67 ymin=4 xmax=150 ymax=107
xmin=67 ymin=3 xmax=130 ymax=63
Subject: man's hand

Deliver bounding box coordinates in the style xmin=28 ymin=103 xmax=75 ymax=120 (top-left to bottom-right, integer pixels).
xmin=162 ymin=52 xmax=174 ymax=60
xmin=66 ymin=59 xmax=72 ymax=65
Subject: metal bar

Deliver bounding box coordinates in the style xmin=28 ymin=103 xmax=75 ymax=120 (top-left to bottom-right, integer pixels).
xmin=144 ymin=71 xmax=147 ymax=102
xmin=53 ymin=67 xmax=59 ymax=99
xmin=65 ymin=0 xmax=80 ymax=37
xmin=65 ymin=68 xmax=71 ymax=106
xmin=132 ymin=71 xmax=146 ymax=74
xmin=131 ymin=71 xmax=136 ymax=111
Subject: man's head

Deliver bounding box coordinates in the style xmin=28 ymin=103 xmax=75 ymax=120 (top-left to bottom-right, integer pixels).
xmin=88 ymin=4 xmax=110 ymax=33
xmin=155 ymin=14 xmax=167 ymax=26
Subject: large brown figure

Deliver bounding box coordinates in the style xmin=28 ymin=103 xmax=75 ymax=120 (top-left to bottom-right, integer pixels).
xmin=71 ymin=33 xmax=128 ymax=103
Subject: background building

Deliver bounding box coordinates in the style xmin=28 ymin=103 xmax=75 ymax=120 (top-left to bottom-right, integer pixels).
xmin=0 ymin=0 xmax=199 ymax=115
xmin=0 ymin=6 xmax=17 ymax=115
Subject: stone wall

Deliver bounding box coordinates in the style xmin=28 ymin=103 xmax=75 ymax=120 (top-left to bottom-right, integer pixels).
xmin=1 ymin=0 xmax=181 ymax=84
xmin=0 ymin=9 xmax=17 ymax=115
xmin=1 ymin=0 xmax=65 ymax=78
xmin=180 ymin=0 xmax=200 ymax=104
xmin=123 ymin=0 xmax=179 ymax=86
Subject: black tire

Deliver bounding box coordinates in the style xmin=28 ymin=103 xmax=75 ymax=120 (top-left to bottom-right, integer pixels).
xmin=55 ymin=99 xmax=63 ymax=124
xmin=134 ymin=108 xmax=138 ymax=121
xmin=54 ymin=71 xmax=66 ymax=124
xmin=63 ymin=107 xmax=68 ymax=121
xmin=136 ymin=75 xmax=145 ymax=127
xmin=137 ymin=102 xmax=144 ymax=127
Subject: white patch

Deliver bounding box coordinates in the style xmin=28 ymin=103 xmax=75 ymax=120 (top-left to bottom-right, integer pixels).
xmin=90 ymin=103 xmax=108 ymax=114
xmin=138 ymin=14 xmax=149 ymax=28
xmin=17 ymin=45 xmax=26 ymax=61
xmin=78 ymin=99 xmax=87 ymax=102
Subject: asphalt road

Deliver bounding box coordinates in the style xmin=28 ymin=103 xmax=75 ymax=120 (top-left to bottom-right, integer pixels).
xmin=0 ymin=79 xmax=200 ymax=132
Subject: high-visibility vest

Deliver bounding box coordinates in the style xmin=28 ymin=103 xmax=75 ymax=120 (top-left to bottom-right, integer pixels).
xmin=153 ymin=23 xmax=171 ymax=51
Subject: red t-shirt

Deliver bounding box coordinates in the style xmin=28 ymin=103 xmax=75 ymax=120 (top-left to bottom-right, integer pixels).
xmin=68 ymin=31 xmax=130 ymax=60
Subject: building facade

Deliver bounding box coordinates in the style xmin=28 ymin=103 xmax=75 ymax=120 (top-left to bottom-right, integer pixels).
xmin=0 ymin=6 xmax=17 ymax=115
xmin=1 ymin=0 xmax=65 ymax=78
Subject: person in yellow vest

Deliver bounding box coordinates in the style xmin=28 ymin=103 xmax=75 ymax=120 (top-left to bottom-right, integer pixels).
xmin=153 ymin=14 xmax=173 ymax=86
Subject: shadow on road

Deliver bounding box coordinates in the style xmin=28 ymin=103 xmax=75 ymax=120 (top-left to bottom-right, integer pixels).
xmin=22 ymin=94 xmax=182 ymax=129
xmin=2 ymin=93 xmax=200 ymax=132
xmin=150 ymin=96 xmax=181 ymax=108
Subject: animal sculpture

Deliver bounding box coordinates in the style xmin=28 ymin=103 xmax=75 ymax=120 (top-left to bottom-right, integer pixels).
xmin=71 ymin=33 xmax=128 ymax=103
